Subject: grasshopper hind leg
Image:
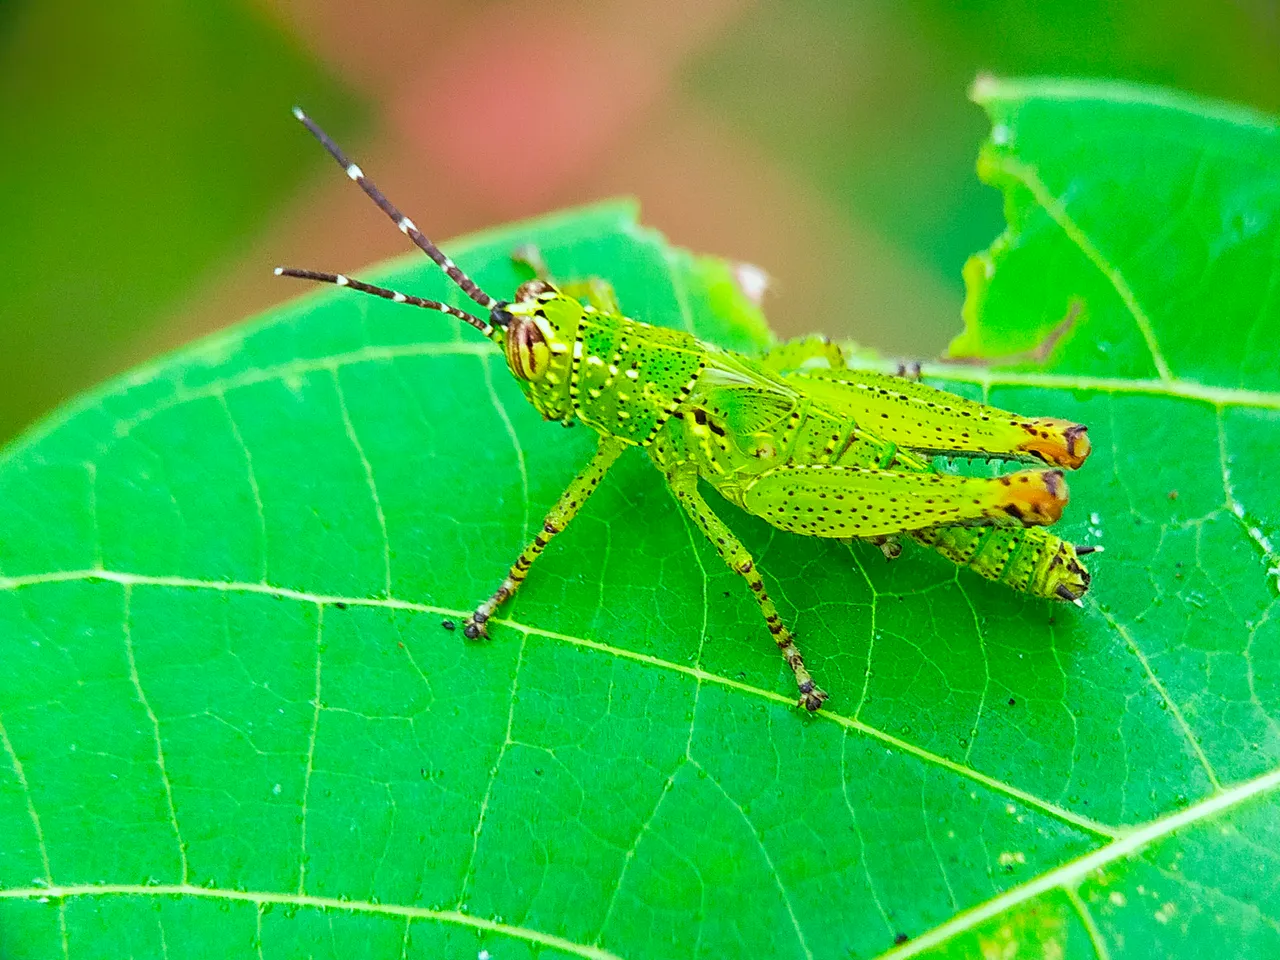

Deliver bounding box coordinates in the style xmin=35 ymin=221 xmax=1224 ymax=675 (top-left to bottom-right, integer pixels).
xmin=664 ymin=464 xmax=828 ymax=711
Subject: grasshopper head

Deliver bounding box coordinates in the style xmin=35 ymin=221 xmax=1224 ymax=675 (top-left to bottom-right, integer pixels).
xmin=495 ymin=279 xmax=578 ymax=385
xmin=488 ymin=279 xmax=585 ymax=423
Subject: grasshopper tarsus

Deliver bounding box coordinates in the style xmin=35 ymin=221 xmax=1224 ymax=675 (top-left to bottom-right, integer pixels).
xmin=869 ymin=535 xmax=903 ymax=561
xmin=798 ymin=686 xmax=830 ymax=713
xmin=894 ymin=360 xmax=923 ymax=381
xmin=282 ymin=109 xmax=1098 ymax=714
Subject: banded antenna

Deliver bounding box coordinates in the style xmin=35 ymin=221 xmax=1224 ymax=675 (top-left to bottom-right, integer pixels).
xmin=273 ymin=267 xmax=496 ymax=338
xmin=274 ymin=107 xmax=511 ymax=336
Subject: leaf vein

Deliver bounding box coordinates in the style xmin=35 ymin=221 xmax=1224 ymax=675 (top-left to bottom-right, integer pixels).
xmin=0 ymin=714 xmax=68 ymax=956
xmin=0 ymin=884 xmax=625 ymax=960
xmin=696 ymin=758 xmax=814 ymax=960
xmin=122 ymin=584 xmax=190 ymax=885
xmin=297 ymin=604 xmax=324 ymax=896
xmin=481 ymin=354 xmax=531 ymax=543
xmin=456 ymin=632 xmax=526 ymax=909
xmin=1064 ymin=885 xmax=1113 ymax=960
xmin=993 ymin=156 xmax=1174 ymax=381
xmin=333 ymin=371 xmax=393 ymax=598
xmin=876 ymin=765 xmax=1280 ymax=959
xmin=1091 ymin=599 xmax=1222 ymax=791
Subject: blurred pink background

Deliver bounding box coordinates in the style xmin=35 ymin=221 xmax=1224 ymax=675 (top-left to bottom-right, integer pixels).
xmin=3 ymin=0 xmax=1277 ymax=440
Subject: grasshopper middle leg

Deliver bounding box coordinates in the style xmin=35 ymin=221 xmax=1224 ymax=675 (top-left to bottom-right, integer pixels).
xmin=465 ymin=437 xmax=626 ymax=638
xmin=664 ymin=464 xmax=828 ymax=712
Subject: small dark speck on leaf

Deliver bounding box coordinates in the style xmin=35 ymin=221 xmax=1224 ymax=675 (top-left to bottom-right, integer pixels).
xmin=534 ymin=768 xmax=543 ymax=776
xmin=895 ymin=933 xmax=909 ymax=945
xmin=441 ymin=619 xmax=457 ymax=631
xmin=1168 ymin=489 xmax=1179 ymax=500
xmin=333 ymin=602 xmax=348 ymax=610
xmin=723 ymin=590 xmax=732 ymax=598
xmin=1048 ymin=617 xmax=1056 ymax=626
xmin=1008 ymin=697 xmax=1016 ymax=707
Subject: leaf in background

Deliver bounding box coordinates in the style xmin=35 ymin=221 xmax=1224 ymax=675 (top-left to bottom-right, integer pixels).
xmin=1 ymin=82 xmax=1279 ymax=960
xmin=901 ymin=77 xmax=1280 ymax=958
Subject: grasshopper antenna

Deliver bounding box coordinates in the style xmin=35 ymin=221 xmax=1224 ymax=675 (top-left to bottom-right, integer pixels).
xmin=273 ymin=267 xmax=495 ymax=338
xmin=288 ymin=106 xmax=511 ymax=325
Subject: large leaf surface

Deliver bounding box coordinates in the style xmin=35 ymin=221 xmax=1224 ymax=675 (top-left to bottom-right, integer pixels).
xmin=2 ymin=80 xmax=1279 ymax=958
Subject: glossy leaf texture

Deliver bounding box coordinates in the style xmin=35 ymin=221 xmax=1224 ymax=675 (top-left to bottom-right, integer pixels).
xmin=1 ymin=79 xmax=1278 ymax=960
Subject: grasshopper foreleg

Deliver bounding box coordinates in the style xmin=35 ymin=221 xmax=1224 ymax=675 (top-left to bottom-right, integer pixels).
xmin=664 ymin=465 xmax=828 ymax=712
xmin=464 ymin=437 xmax=626 ymax=639
xmin=894 ymin=360 xmax=923 ymax=381
xmin=512 ymin=244 xmax=622 ymax=314
xmin=756 ymin=336 xmax=847 ymax=374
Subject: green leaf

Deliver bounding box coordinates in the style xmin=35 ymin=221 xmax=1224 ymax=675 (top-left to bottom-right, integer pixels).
xmin=1 ymin=80 xmax=1278 ymax=960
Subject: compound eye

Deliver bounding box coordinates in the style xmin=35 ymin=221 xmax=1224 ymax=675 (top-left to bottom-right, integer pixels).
xmin=515 ymin=279 xmax=555 ymax=302
xmin=505 ymin=318 xmax=551 ymax=381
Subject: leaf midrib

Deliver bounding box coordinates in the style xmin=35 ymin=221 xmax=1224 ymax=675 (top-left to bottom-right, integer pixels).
xmin=0 ymin=566 xmax=1119 ymax=838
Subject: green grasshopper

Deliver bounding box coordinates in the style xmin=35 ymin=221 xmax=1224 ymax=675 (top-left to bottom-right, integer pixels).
xmin=277 ymin=109 xmax=1097 ymax=711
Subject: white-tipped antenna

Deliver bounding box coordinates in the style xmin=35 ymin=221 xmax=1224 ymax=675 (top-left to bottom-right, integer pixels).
xmin=274 ymin=267 xmax=494 ymax=338
xmin=289 ymin=107 xmax=500 ymax=312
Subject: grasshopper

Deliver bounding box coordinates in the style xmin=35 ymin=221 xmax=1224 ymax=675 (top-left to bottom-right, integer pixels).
xmin=276 ymin=109 xmax=1096 ymax=711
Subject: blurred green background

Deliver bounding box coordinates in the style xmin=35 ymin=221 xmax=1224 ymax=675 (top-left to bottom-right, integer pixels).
xmin=2 ymin=0 xmax=1277 ymax=443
